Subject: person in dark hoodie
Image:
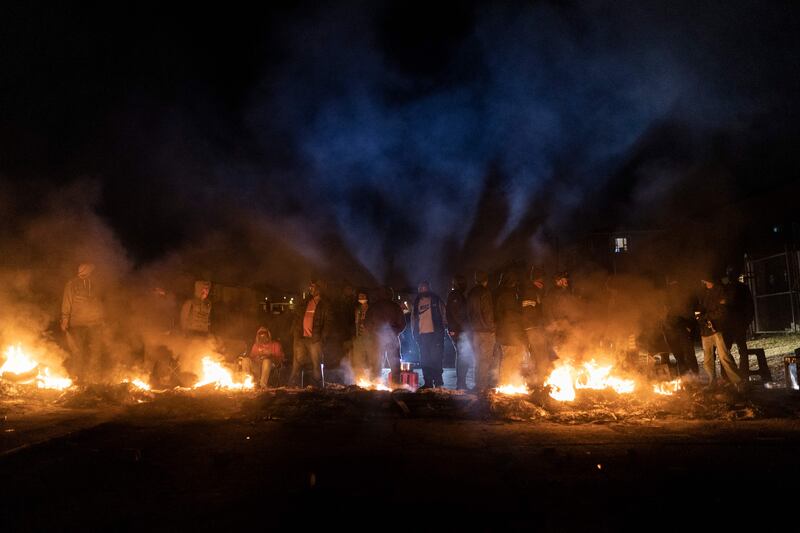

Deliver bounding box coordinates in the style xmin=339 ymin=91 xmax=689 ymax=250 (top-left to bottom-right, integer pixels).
xmin=697 ymin=275 xmax=743 ymax=390
xmin=495 ymin=270 xmax=526 ymax=387
xmin=180 ymin=280 xmax=212 ymax=336
xmin=412 ymin=280 xmax=447 ymax=389
xmin=466 ymin=270 xmax=495 ymax=391
xmin=446 ymin=275 xmax=471 ymax=390
xmin=721 ymin=265 xmax=755 ymax=373
xmin=364 ymin=286 xmax=406 ymax=384
xmin=242 ymin=326 xmax=285 ymax=388
xmin=521 ymin=266 xmax=552 ymax=386
xmin=661 ymin=278 xmax=699 ymax=377
xmin=61 ymin=262 xmax=106 ymax=383
xmin=289 ymin=280 xmax=330 ymax=388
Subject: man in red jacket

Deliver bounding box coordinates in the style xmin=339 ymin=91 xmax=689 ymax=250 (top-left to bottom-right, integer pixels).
xmin=243 ymin=326 xmax=285 ymax=388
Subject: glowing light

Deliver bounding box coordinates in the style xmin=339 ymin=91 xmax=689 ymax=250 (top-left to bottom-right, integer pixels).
xmin=356 ymin=378 xmax=392 ymax=391
xmin=653 ymin=378 xmax=682 ymax=395
xmin=0 ymin=345 xmax=73 ymax=390
xmin=194 ymin=356 xmax=254 ymax=390
xmin=494 ymin=384 xmax=530 ymax=396
xmin=544 ymin=359 xmax=636 ymax=401
xmin=123 ymin=378 xmax=152 ymax=391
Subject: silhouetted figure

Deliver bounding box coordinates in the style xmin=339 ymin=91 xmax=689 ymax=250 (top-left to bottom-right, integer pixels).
xmin=412 ymin=281 xmax=447 ymax=389
xmin=467 ymin=270 xmax=496 ymax=391
xmin=446 ymin=275 xmax=471 ymax=390
xmin=350 ymin=290 xmax=373 ymax=380
xmin=61 ymin=262 xmax=106 ymax=383
xmin=495 ymin=271 xmax=526 ymax=387
xmin=180 ymin=280 xmax=212 ymax=336
xmin=721 ymin=265 xmax=755 ymax=374
xmin=662 ymin=279 xmax=699 ymax=376
xmin=364 ymin=287 xmax=405 ymax=384
xmin=521 ymin=266 xmax=553 ymax=385
xmin=697 ymin=275 xmax=742 ymax=389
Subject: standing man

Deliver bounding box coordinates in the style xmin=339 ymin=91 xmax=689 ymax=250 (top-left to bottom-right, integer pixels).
xmin=662 ymin=278 xmax=699 ymax=377
xmin=466 ymin=270 xmax=495 ymax=391
xmin=697 ymin=275 xmax=743 ymax=390
xmin=446 ymin=275 xmax=471 ymax=390
xmin=521 ymin=266 xmax=552 ymax=386
xmin=61 ymin=262 xmax=105 ymax=384
xmin=721 ymin=265 xmax=755 ymax=374
xmin=180 ymin=280 xmax=212 ymax=336
xmin=411 ymin=281 xmax=447 ymax=389
xmin=495 ymin=270 xmax=526 ymax=387
xmin=290 ymin=280 xmax=330 ymax=388
xmin=365 ymin=286 xmax=406 ymax=385
xmin=350 ymin=290 xmax=373 ymax=380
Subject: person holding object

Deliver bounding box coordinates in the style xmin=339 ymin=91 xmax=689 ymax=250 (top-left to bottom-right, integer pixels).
xmin=697 ymin=275 xmax=743 ymax=391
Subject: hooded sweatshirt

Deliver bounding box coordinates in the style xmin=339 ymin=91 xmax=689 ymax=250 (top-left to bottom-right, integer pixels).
xmin=249 ymin=327 xmax=285 ymax=362
xmin=62 ymin=275 xmax=104 ymax=327
xmin=180 ymin=281 xmax=212 ymax=333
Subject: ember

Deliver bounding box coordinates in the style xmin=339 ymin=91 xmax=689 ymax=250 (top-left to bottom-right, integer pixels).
xmin=653 ymin=378 xmax=682 ymax=395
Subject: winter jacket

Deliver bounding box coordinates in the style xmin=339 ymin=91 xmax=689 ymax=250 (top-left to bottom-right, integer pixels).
xmin=445 ymin=289 xmax=467 ymax=334
xmin=62 ymin=276 xmax=104 ymax=327
xmin=466 ymin=284 xmax=495 ymax=333
xmin=494 ymin=286 xmax=525 ymax=346
xmin=411 ymin=292 xmax=446 ymax=339
xmin=520 ymin=280 xmax=545 ymax=329
xmin=180 ymin=281 xmax=212 ymax=333
xmin=697 ymin=284 xmax=728 ymax=337
xmin=293 ymin=296 xmax=331 ymax=343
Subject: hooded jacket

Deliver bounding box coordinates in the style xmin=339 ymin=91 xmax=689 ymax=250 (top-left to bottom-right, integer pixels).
xmin=180 ymin=281 xmax=212 ymax=333
xmin=494 ymin=284 xmax=525 ymax=346
xmin=249 ymin=327 xmax=285 ymax=362
xmin=62 ymin=275 xmax=104 ymax=327
xmin=411 ymin=291 xmax=446 ymax=339
xmin=446 ymin=288 xmax=467 ymax=335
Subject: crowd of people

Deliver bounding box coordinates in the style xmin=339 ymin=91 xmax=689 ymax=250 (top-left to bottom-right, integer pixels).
xmin=57 ymin=261 xmax=757 ymax=392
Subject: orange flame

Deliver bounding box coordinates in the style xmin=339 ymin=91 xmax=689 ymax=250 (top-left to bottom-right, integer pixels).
xmin=494 ymin=384 xmax=530 ymax=396
xmin=193 ymin=356 xmax=254 ymax=390
xmin=0 ymin=345 xmax=73 ymax=391
xmin=544 ymin=359 xmax=636 ymax=401
xmin=653 ymin=378 xmax=682 ymax=395
xmin=356 ymin=378 xmax=392 ymax=391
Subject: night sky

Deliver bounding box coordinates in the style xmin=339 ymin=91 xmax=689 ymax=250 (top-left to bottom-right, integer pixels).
xmin=1 ymin=1 xmax=799 ymax=289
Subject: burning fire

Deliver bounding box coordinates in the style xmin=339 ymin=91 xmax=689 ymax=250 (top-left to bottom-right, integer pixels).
xmin=494 ymin=384 xmax=530 ymax=396
xmin=0 ymin=345 xmax=73 ymax=391
xmin=356 ymin=378 xmax=392 ymax=391
xmin=544 ymin=359 xmax=636 ymax=401
xmin=123 ymin=378 xmax=152 ymax=391
xmin=193 ymin=356 xmax=254 ymax=391
xmin=653 ymin=378 xmax=682 ymax=395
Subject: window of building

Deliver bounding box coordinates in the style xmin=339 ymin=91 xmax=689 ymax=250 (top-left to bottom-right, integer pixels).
xmin=613 ymin=237 xmax=628 ymax=253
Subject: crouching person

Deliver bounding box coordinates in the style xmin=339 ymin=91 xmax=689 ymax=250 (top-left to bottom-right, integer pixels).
xmin=243 ymin=326 xmax=285 ymax=388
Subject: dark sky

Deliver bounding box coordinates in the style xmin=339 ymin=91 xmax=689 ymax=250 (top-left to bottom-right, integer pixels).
xmin=1 ymin=0 xmax=799 ymax=289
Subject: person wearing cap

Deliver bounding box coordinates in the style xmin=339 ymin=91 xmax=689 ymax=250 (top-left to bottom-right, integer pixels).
xmin=446 ymin=275 xmax=471 ymax=390
xmin=697 ymin=275 xmax=743 ymax=390
xmin=466 ymin=270 xmax=496 ymax=391
xmin=242 ymin=326 xmax=284 ymax=388
xmin=180 ymin=280 xmax=213 ymax=336
xmin=411 ymin=281 xmax=447 ymax=389
xmin=61 ymin=263 xmax=106 ymax=383
xmin=521 ymin=266 xmax=552 ymax=386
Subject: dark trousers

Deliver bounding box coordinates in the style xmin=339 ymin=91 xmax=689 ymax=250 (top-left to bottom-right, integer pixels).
xmin=417 ymin=333 xmax=444 ymax=387
xmin=290 ymin=337 xmax=323 ymax=387
xmin=525 ymin=328 xmax=553 ymax=384
xmin=724 ymin=328 xmax=749 ymax=375
xmin=663 ymin=326 xmax=699 ymax=375
xmin=451 ymin=332 xmax=473 ymax=389
xmin=66 ymin=325 xmax=106 ymax=383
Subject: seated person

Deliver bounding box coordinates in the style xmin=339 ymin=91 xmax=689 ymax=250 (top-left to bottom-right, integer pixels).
xmin=242 ymin=326 xmax=285 ymax=388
